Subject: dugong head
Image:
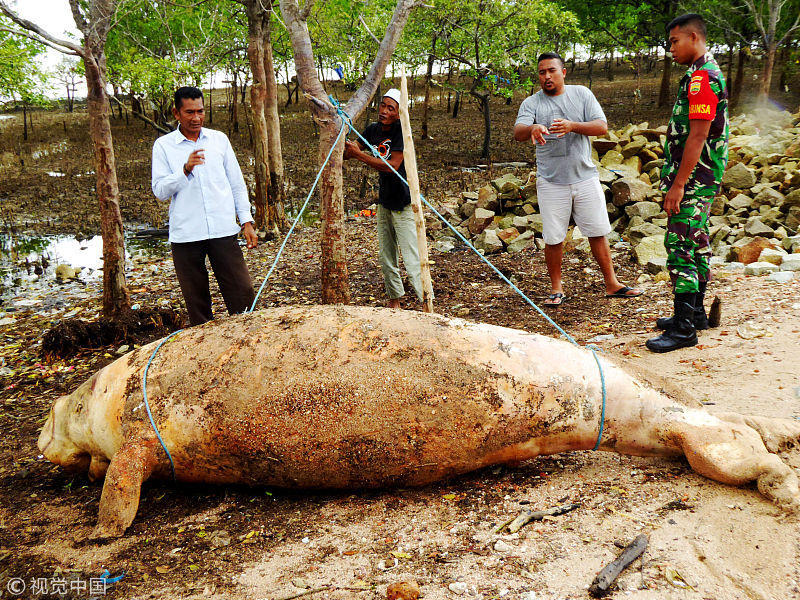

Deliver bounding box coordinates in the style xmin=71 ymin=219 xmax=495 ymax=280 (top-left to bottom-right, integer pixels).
xmin=38 ymin=392 xmax=92 ymax=473
xmin=38 ymin=362 xmax=128 ymax=481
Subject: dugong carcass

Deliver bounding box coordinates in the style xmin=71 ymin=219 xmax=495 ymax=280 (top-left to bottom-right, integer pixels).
xmin=38 ymin=305 xmax=800 ymax=538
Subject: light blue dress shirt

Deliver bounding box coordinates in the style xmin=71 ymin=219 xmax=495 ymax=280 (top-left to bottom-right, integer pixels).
xmin=152 ymin=127 xmax=253 ymax=243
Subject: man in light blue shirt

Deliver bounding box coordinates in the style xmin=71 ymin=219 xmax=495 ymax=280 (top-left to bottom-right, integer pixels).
xmin=152 ymin=86 xmax=257 ymax=326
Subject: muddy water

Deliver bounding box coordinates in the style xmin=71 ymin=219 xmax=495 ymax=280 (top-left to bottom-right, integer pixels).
xmin=0 ymin=231 xmax=169 ymax=301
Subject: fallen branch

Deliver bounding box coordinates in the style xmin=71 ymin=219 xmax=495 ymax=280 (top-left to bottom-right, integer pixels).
xmin=589 ymin=534 xmax=648 ymax=597
xmin=275 ymin=586 xmax=331 ymax=600
xmin=496 ymin=502 xmax=580 ymax=534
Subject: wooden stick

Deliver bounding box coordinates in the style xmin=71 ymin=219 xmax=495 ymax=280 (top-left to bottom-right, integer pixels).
xmin=275 ymin=586 xmax=331 ymax=600
xmin=588 ymin=534 xmax=648 ymax=597
xmin=398 ymin=66 xmax=434 ymax=313
xmin=504 ymin=502 xmax=581 ymax=533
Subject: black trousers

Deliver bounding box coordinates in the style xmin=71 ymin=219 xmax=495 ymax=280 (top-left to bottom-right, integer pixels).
xmin=171 ymin=235 xmax=255 ymax=326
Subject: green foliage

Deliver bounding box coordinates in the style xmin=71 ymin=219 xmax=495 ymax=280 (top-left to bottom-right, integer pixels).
xmin=106 ymin=0 xmax=239 ymax=112
xmin=0 ymin=20 xmax=50 ymax=105
xmin=308 ymin=0 xmax=399 ymax=83
xmin=423 ymin=0 xmax=579 ymax=97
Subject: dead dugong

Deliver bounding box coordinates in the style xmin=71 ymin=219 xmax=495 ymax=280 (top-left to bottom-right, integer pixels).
xmin=38 ymin=305 xmax=800 ymax=538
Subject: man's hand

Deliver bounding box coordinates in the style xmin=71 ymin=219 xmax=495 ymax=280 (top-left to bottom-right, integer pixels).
xmin=663 ymin=183 xmax=685 ymax=217
xmin=184 ymin=149 xmax=205 ymax=175
xmin=529 ymin=124 xmax=549 ymax=145
xmin=550 ymin=118 xmax=575 ymax=137
xmin=343 ymin=140 xmax=359 ymax=160
xmin=241 ymin=222 xmax=257 ymax=249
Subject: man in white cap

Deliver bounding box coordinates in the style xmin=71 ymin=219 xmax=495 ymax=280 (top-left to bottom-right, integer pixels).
xmin=344 ymin=89 xmax=427 ymax=310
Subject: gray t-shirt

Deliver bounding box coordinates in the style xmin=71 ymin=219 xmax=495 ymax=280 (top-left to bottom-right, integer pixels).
xmin=515 ymin=85 xmax=606 ymax=184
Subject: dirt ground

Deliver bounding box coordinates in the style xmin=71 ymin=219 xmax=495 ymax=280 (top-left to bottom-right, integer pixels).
xmin=0 ymin=65 xmax=799 ymax=600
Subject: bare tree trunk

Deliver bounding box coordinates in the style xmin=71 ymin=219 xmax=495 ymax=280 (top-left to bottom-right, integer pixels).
xmin=84 ymin=53 xmax=131 ymax=316
xmin=421 ymin=36 xmax=436 ymax=139
xmin=244 ymin=1 xmax=272 ymax=233
xmin=208 ymin=78 xmax=214 ymax=124
xmin=658 ymin=52 xmax=672 ymax=107
xmin=318 ymin=124 xmax=348 ymax=304
xmin=758 ymin=41 xmax=777 ymax=99
xmin=732 ymin=44 xmax=747 ymax=107
xmin=263 ymin=11 xmax=287 ymax=232
xmin=606 ymin=48 xmax=614 ymax=81
xmin=726 ymin=43 xmax=734 ymax=89
xmin=242 ymin=0 xmax=287 ymax=235
xmin=778 ymin=44 xmax=791 ymax=90
xmin=478 ymin=93 xmax=490 ymax=160
xmin=22 ymin=103 xmax=27 ymax=141
xmin=452 ymin=90 xmax=461 ymax=118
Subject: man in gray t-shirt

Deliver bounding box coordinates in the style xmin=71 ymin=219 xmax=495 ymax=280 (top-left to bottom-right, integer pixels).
xmin=514 ymin=52 xmax=642 ymax=306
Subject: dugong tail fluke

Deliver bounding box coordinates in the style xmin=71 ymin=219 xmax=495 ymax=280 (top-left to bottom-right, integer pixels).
xmin=36 ymin=306 xmax=800 ymax=538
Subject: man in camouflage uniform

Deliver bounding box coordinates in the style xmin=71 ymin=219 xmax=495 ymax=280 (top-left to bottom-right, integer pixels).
xmin=647 ymin=13 xmax=729 ymax=353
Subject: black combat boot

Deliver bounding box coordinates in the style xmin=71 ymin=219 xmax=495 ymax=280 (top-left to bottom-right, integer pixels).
xmin=656 ymin=282 xmax=710 ymax=330
xmin=646 ymin=293 xmax=698 ymax=353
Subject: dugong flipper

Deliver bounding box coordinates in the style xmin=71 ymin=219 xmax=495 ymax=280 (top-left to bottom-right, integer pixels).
xmin=37 ymin=306 xmax=800 ymax=537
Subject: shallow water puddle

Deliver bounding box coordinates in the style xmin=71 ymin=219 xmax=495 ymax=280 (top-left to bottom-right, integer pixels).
xmin=0 ymin=232 xmax=169 ymax=296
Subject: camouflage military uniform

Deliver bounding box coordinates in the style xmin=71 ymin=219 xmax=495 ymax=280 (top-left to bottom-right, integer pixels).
xmin=660 ymin=52 xmax=729 ymax=294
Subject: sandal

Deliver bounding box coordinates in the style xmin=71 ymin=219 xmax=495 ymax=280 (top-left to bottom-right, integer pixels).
xmin=605 ymin=286 xmax=643 ymax=299
xmin=543 ymin=292 xmax=566 ymax=306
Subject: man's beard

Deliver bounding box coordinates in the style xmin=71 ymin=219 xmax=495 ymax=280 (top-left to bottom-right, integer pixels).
xmin=542 ymin=86 xmax=557 ymax=96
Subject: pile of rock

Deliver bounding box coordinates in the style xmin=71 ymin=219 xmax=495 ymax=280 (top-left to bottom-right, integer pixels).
xmin=430 ymin=107 xmax=800 ymax=279
xmin=430 ymin=172 xmax=542 ymax=255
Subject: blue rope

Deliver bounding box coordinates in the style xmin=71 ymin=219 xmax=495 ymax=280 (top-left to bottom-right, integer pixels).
xmin=142 ymin=330 xmax=182 ymax=479
xmin=329 ymin=96 xmax=607 ymax=450
xmin=249 ymin=118 xmax=348 ymax=312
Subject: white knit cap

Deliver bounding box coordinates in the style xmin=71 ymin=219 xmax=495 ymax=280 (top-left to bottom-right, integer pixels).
xmin=382 ymin=88 xmax=402 ymax=106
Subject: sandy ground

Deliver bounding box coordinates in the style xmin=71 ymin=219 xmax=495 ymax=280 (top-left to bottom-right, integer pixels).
xmin=1 ymin=229 xmax=799 ymax=600
xmin=226 ymin=276 xmax=800 ymax=600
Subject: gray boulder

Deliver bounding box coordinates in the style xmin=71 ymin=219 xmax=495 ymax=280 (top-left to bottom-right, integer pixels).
xmin=744 ymin=217 xmax=774 ymax=238
xmin=621 ymin=137 xmax=647 ymax=158
xmin=506 ymin=230 xmax=536 ymax=253
xmin=758 ymin=247 xmax=787 ymax=265
xmin=628 ymin=223 xmax=666 ymax=245
xmin=710 ymin=195 xmax=726 ymax=216
xmin=728 ymin=194 xmax=752 ymax=211
xmin=473 ymin=229 xmax=504 ymax=254
xmin=782 ymin=235 xmax=800 ymax=252
xmin=721 ymin=162 xmax=757 ymax=189
xmin=597 ymin=166 xmax=616 ymax=183
xmin=634 ymin=235 xmax=668 ymax=266
xmin=468 ymin=208 xmax=495 ymax=235
xmin=460 ymin=199 xmax=478 ymax=219
xmin=612 ymin=178 xmax=652 ymax=206
xmin=491 ymin=174 xmax=524 ymax=193
xmin=752 ymin=187 xmax=785 ymax=209
xmin=783 ymin=189 xmax=800 ymax=208
xmin=780 ymin=254 xmax=800 ymax=271
xmin=744 ymin=261 xmax=780 ymax=275
xmin=433 ymin=239 xmax=455 ymax=253
xmin=625 ymin=201 xmax=662 ymax=219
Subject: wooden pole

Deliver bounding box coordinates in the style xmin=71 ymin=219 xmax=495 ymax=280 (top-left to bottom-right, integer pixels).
xmin=398 ymin=67 xmax=434 ymax=313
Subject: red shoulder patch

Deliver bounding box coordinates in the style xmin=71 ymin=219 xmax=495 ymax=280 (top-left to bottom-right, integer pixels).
xmin=688 ymin=69 xmax=718 ymax=121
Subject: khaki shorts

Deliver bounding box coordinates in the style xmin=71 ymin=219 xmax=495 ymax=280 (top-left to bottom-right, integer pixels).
xmin=536 ymin=177 xmax=611 ymax=245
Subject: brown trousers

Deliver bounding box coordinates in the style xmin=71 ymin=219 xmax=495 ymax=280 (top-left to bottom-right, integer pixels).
xmin=171 ymin=234 xmax=255 ymax=326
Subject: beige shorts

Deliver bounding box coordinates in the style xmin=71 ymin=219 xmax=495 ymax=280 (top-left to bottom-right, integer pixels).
xmin=536 ymin=177 xmax=611 ymax=245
